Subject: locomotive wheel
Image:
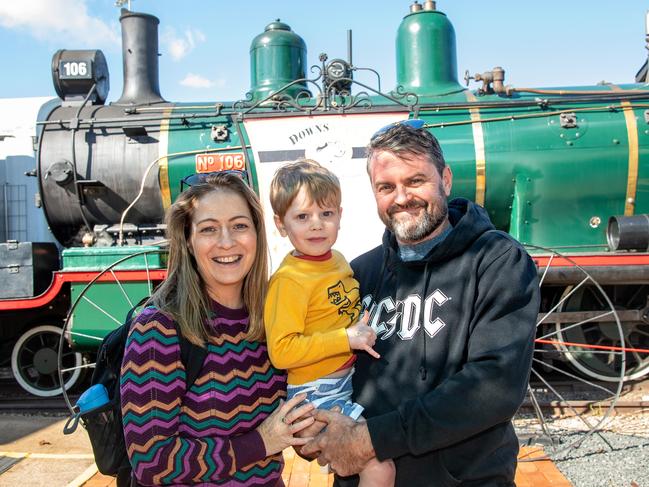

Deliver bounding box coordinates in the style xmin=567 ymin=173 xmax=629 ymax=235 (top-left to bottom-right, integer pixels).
xmin=12 ymin=325 xmax=83 ymax=397
xmin=519 ymin=246 xmax=624 ymax=461
xmin=556 ymin=284 xmax=649 ymax=382
xmin=58 ymin=248 xmax=166 ymax=413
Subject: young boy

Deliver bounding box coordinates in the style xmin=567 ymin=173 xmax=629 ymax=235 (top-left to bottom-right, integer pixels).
xmin=264 ymin=159 xmax=395 ymax=486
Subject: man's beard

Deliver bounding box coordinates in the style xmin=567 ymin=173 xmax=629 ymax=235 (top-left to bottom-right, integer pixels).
xmin=382 ymin=185 xmax=448 ymax=243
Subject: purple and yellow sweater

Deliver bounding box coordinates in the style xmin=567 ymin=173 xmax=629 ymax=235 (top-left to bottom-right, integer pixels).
xmin=120 ymin=302 xmax=287 ymax=486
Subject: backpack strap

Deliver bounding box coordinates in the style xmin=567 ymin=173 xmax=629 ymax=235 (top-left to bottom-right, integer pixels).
xmin=125 ymin=296 xmax=151 ymax=324
xmin=178 ymin=333 xmax=208 ymax=389
xmin=129 ymin=297 xmax=207 ymax=390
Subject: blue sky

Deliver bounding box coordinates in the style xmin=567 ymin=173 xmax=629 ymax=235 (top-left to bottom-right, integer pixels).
xmin=1 ymin=0 xmax=648 ymax=103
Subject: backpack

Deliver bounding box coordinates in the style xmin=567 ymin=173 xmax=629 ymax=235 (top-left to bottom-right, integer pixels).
xmin=64 ymin=298 xmax=208 ymax=480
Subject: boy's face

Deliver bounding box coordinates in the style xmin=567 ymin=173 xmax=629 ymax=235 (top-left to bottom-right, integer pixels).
xmin=274 ymin=186 xmax=342 ymax=257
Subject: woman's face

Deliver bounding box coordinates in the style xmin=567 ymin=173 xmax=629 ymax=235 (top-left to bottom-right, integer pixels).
xmin=188 ymin=190 xmax=257 ymax=308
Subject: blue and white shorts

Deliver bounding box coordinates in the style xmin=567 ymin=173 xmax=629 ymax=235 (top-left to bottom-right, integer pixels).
xmin=287 ymin=367 xmax=364 ymax=420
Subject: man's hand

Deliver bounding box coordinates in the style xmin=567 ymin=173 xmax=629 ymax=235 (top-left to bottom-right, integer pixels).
xmin=300 ymin=409 xmax=376 ymax=476
xmin=293 ymin=418 xmax=327 ymax=460
xmin=293 ymin=405 xmax=342 ymax=460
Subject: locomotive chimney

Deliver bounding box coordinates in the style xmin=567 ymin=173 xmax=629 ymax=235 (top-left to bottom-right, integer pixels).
xmin=114 ymin=9 xmax=166 ymax=105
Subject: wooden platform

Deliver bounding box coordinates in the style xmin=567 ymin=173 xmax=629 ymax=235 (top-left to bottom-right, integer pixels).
xmin=82 ymin=446 xmax=571 ymax=487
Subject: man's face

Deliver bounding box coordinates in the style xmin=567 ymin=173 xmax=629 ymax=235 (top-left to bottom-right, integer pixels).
xmin=368 ymin=150 xmax=452 ymax=245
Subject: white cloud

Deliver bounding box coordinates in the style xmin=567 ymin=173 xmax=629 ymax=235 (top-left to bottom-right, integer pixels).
xmin=0 ymin=0 xmax=119 ymax=46
xmin=163 ymin=27 xmax=206 ymax=61
xmin=180 ymin=73 xmax=215 ymax=89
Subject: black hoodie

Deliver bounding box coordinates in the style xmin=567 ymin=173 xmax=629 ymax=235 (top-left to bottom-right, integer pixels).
xmin=341 ymin=198 xmax=540 ymax=487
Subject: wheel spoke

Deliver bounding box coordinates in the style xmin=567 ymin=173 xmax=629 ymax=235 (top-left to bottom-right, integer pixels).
xmin=585 ymin=286 xmax=606 ymax=309
xmin=144 ymin=253 xmax=153 ymax=295
xmin=538 ymin=276 xmax=590 ymax=326
xmin=64 ymin=330 xmax=104 ymax=342
xmin=538 ymin=348 xmax=624 ymax=356
xmin=539 ymin=310 xmax=614 ymax=340
xmin=529 ymin=368 xmax=596 ymax=433
xmin=60 ymin=363 xmax=95 ymax=373
xmin=624 ymin=285 xmax=643 ymax=307
xmin=526 ymin=384 xmax=555 ymax=443
xmin=538 ymin=254 xmax=554 ymax=288
xmin=109 ymin=268 xmax=134 ymax=308
xmin=81 ymin=295 xmax=123 ymax=325
xmin=531 ymin=357 xmax=617 ymax=396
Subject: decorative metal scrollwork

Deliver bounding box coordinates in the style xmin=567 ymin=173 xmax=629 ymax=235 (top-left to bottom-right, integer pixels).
xmin=392 ymin=85 xmax=420 ymax=107
xmin=233 ymin=54 xmax=419 ymax=116
xmin=232 ymin=92 xmax=254 ymax=111
xmin=330 ymin=89 xmax=373 ymax=111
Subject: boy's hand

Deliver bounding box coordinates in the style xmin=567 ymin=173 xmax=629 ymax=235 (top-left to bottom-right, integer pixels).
xmin=346 ymin=311 xmax=380 ymax=359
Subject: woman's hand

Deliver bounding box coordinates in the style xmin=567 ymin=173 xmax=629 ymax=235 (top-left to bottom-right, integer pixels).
xmin=346 ymin=312 xmax=380 ymax=359
xmin=257 ymin=393 xmax=316 ymax=456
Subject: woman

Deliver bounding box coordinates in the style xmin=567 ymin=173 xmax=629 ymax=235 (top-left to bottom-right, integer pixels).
xmin=120 ymin=172 xmax=314 ymax=486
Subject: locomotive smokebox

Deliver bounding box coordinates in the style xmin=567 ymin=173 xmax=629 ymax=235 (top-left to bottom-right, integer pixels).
xmin=607 ymin=215 xmax=649 ymax=251
xmin=114 ymin=9 xmax=165 ymax=106
xmin=38 ymin=8 xmax=170 ymax=246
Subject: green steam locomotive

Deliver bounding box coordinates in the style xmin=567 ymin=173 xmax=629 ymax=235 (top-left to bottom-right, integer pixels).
xmin=1 ymin=1 xmax=648 ymax=397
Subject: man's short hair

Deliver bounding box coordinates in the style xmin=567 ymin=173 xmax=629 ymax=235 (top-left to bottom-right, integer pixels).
xmin=269 ymin=159 xmax=342 ymax=220
xmin=367 ymin=123 xmax=446 ymax=175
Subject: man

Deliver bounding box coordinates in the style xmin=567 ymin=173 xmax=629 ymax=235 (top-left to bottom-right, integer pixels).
xmin=301 ymin=121 xmax=540 ymax=486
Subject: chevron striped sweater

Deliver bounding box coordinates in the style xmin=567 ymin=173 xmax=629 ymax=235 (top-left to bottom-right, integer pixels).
xmin=120 ymin=302 xmax=287 ymax=486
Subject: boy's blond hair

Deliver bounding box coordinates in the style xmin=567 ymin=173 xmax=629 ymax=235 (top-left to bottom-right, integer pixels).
xmin=269 ymin=159 xmax=342 ymax=219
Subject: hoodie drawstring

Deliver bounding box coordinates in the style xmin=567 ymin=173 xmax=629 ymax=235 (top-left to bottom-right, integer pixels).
xmin=419 ymin=262 xmax=432 ymax=381
xmin=369 ymin=248 xmax=392 ymax=366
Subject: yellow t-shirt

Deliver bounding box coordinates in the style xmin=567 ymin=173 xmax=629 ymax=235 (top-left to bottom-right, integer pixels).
xmin=264 ymin=250 xmax=362 ymax=385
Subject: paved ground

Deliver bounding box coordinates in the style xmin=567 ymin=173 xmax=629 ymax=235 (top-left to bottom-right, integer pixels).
xmin=0 ymin=411 xmax=572 ymax=487
xmin=0 ymin=413 xmax=95 ymax=487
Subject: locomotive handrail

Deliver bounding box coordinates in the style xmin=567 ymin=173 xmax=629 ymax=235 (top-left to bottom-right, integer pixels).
xmin=87 ymin=91 xmax=649 ymax=116
xmin=424 ymin=103 xmax=649 ymax=129
xmin=513 ymin=87 xmax=649 ymax=96
xmin=35 ymin=94 xmax=649 ymax=130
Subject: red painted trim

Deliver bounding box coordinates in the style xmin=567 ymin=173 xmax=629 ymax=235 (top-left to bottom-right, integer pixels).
xmin=0 ymin=269 xmax=167 ymax=311
xmin=536 ymin=338 xmax=649 ymax=354
xmin=532 ymin=253 xmax=649 ymax=268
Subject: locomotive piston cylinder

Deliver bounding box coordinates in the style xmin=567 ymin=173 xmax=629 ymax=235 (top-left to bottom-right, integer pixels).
xmin=607 ymin=215 xmax=649 ymax=251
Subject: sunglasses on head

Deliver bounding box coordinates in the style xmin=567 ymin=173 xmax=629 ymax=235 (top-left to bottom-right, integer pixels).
xmin=371 ymin=119 xmax=426 ymax=141
xmin=179 ymin=170 xmax=249 ymax=192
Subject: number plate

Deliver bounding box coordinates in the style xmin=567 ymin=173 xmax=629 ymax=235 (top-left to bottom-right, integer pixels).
xmin=195 ymin=153 xmax=245 ymax=173
xmin=59 ymin=60 xmax=93 ymax=79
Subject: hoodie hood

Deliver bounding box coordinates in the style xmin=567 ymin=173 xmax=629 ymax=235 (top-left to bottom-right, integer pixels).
xmin=381 ymin=197 xmax=495 ymax=268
